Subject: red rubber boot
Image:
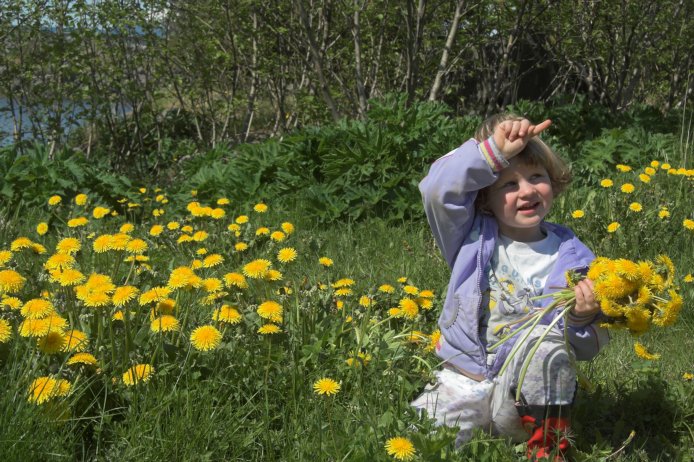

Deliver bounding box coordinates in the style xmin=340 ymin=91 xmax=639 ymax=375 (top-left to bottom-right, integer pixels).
xmin=521 ymin=415 xmax=571 ymax=461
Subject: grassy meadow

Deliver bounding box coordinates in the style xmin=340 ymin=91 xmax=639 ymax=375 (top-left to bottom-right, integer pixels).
xmin=0 ymin=147 xmax=693 ymax=462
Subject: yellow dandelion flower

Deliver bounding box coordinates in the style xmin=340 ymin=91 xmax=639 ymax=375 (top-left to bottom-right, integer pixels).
xmin=397 ymin=277 xmax=409 ymax=284
xmin=659 ymin=209 xmax=670 ymax=219
xmin=190 ymin=325 xmax=222 ymax=351
xmin=638 ymin=173 xmax=651 ymax=183
xmin=139 ymin=286 xmax=172 ymax=305
xmin=92 ymin=206 xmax=110 ymax=219
xmin=634 ymin=342 xmax=660 ymax=360
xmin=416 ymin=297 xmax=434 ymax=310
xmin=11 ymin=237 xmax=34 ymax=251
xmin=37 ymin=331 xmax=67 ymax=354
xmin=388 ymin=307 xmax=401 ymax=317
xmin=358 ymin=295 xmax=373 ymax=307
xmin=203 ymin=254 xmax=224 ymax=268
xmin=644 ymin=166 xmax=656 ymax=175
xmin=213 ymin=305 xmax=243 ymax=324
xmin=235 ymin=215 xmax=249 ymax=224
xmin=684 ymin=274 xmax=693 ymax=283
xmin=111 ymin=233 xmax=131 ymax=251
xmin=51 ymin=268 xmax=85 ymax=287
xmin=56 ymin=237 xmax=81 ymax=255
xmin=600 ymin=179 xmax=613 ymax=188
xmin=67 ymin=217 xmax=89 ymax=228
xmin=120 ymin=223 xmax=135 ymax=234
xmin=650 ymin=160 xmax=660 ymax=168
xmin=223 ymin=272 xmax=248 ymax=289
xmin=403 ymin=285 xmax=419 ymax=296
xmin=332 ymin=278 xmax=355 ymax=288
xmin=277 ymin=247 xmax=297 ymax=263
xmin=281 ymin=222 xmax=295 ymax=235
xmin=258 ymin=323 xmax=281 ymax=334
xmin=28 ymin=376 xmax=71 ymax=404
xmin=0 ymin=269 xmax=26 ymax=293
xmin=192 ymin=231 xmax=209 ymax=242
xmin=21 ymin=298 xmax=55 ymax=319
xmin=620 ymin=183 xmax=635 ymax=193
xmin=313 ymin=378 xmax=340 ymax=396
xmin=228 ymin=223 xmax=241 ymax=233
xmin=318 ymin=257 xmax=333 ymax=267
xmin=112 ymin=286 xmax=139 ymax=307
xmin=0 ymin=319 xmax=12 ymax=343
xmin=125 ymin=239 xmax=148 ymax=255
xmin=683 ymin=372 xmax=693 ymax=381
xmin=607 ymin=222 xmax=621 ymax=233
xmin=36 ymin=222 xmax=49 ymax=235
xmin=379 ymin=284 xmax=395 ymax=294
xmin=150 ymin=315 xmax=180 ymax=333
xmin=74 ymin=193 xmax=88 ymax=205
xmin=181 ymin=225 xmax=194 ymax=233
xmin=335 ymin=288 xmax=353 ymax=296
xmin=652 ymin=290 xmax=683 ymax=327
xmin=217 ymin=198 xmax=230 ymax=205
xmin=426 ymin=329 xmax=442 ymax=353
xmin=684 ymin=219 xmax=694 ymax=230
xmin=63 ymin=329 xmax=88 ymax=352
xmin=257 ymin=301 xmax=283 ymax=322
xmin=346 ymin=351 xmax=372 ymax=367
xmin=66 ymin=352 xmax=98 ymax=367
xmin=243 ymin=259 xmax=272 ymax=278
xmin=149 ymin=225 xmax=164 ymax=236
xmin=629 ymin=202 xmax=643 ymax=212
xmin=2 ymin=296 xmax=22 ymax=310
xmin=0 ymin=250 xmax=12 ymax=267
xmin=167 ymin=221 xmax=180 ymax=230
xmin=253 ymin=203 xmax=268 ymax=213
xmin=270 ymin=231 xmax=286 ymax=242
xmin=571 ymin=209 xmax=585 ymax=219
xmin=234 ymin=242 xmax=249 ymax=252
xmin=92 ymin=235 xmax=113 ymax=253
xmin=44 ymin=253 xmax=75 ymax=271
xmin=616 ymin=164 xmax=631 ymax=172
xmin=177 ymin=234 xmax=193 ymax=244
xmin=19 ymin=318 xmax=50 ymax=337
xmin=202 ymin=278 xmax=223 ymax=293
xmin=384 ymin=437 xmax=416 ymax=461
xmin=255 ymin=227 xmax=270 ymax=237
xmin=661 ymin=163 xmax=671 ymax=170
xmin=122 ymin=364 xmax=154 ymax=386
xmin=399 ymin=298 xmax=419 ymax=319
xmin=48 ymin=195 xmax=62 ymax=206
xmin=210 ymin=208 xmax=225 ymax=219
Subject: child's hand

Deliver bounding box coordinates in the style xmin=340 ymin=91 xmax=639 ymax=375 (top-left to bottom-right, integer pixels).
xmin=493 ymin=118 xmax=552 ymax=160
xmin=571 ymin=278 xmax=600 ymax=317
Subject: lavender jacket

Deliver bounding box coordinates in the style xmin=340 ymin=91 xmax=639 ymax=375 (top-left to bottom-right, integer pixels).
xmin=420 ymin=139 xmax=609 ymax=380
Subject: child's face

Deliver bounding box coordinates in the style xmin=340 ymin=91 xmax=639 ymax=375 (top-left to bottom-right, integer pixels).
xmin=486 ymin=158 xmax=553 ymax=242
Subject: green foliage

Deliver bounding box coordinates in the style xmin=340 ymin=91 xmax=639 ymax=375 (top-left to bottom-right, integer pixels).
xmin=0 ymin=143 xmax=134 ymax=211
xmin=180 ymin=95 xmax=481 ymax=223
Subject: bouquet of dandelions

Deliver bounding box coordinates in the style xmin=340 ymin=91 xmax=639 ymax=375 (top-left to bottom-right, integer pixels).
xmin=489 ymin=255 xmax=684 ymax=401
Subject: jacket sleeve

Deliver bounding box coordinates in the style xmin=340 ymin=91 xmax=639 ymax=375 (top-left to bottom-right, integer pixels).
xmin=563 ymin=316 xmax=610 ymax=361
xmin=419 ymin=139 xmax=499 ymax=268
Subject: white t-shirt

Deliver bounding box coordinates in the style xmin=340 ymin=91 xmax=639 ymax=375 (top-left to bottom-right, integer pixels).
xmin=481 ymin=229 xmax=562 ymax=347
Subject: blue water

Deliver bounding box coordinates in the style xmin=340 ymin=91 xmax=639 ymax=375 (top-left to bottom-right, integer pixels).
xmin=0 ymin=97 xmax=89 ymax=146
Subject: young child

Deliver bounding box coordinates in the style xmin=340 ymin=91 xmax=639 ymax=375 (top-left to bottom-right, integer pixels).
xmin=412 ymin=114 xmax=609 ymax=460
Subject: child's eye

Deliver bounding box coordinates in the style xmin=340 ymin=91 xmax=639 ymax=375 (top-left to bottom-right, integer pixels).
xmin=501 ymin=181 xmax=517 ymax=188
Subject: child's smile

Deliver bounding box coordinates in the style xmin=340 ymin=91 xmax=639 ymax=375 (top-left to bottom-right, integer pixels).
xmin=487 ymin=159 xmax=553 ymax=242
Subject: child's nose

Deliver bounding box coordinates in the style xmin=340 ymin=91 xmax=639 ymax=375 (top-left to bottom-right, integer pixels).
xmin=518 ymin=180 xmax=536 ymax=196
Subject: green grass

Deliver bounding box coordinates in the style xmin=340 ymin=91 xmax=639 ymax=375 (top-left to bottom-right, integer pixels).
xmin=0 ymin=156 xmax=692 ymax=461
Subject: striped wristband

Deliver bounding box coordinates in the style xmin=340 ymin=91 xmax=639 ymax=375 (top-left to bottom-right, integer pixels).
xmin=479 ymin=136 xmax=509 ymax=172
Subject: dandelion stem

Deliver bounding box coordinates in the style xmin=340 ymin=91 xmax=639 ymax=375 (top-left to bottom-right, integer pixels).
xmin=495 ymin=301 xmax=559 ymax=379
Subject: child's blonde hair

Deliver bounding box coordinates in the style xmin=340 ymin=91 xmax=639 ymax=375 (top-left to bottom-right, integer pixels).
xmin=474 ymin=113 xmax=571 ymax=212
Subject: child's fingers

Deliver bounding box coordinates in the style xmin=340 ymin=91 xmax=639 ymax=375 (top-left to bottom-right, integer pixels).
xmin=508 ymin=120 xmax=522 ymax=141
xmin=517 ymin=119 xmax=531 ymax=138
xmin=528 ymin=119 xmax=552 ymax=137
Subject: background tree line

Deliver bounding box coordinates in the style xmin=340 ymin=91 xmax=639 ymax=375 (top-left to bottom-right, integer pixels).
xmin=1 ymin=0 xmax=692 ymax=170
